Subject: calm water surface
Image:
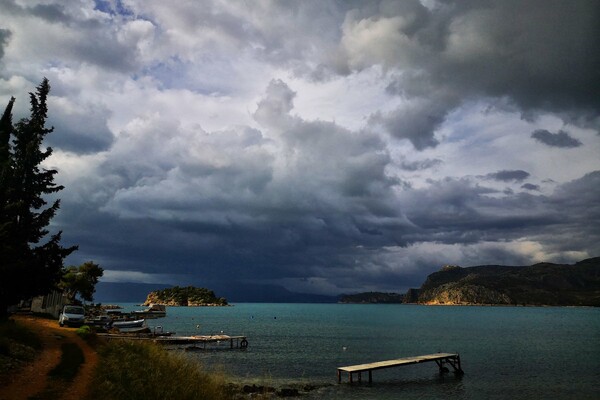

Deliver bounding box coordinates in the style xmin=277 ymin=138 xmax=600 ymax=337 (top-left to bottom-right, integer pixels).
xmin=116 ymin=303 xmax=600 ymax=399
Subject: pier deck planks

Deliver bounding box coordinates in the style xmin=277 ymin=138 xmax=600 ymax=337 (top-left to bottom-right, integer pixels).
xmin=337 ymin=352 xmax=463 ymax=384
xmin=98 ymin=333 xmax=248 ymax=348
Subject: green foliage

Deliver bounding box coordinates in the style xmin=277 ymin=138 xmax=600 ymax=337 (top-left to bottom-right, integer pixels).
xmin=60 ymin=261 xmax=104 ymax=302
xmin=75 ymin=325 xmax=92 ymax=339
xmin=0 ymin=79 xmax=77 ymax=318
xmin=90 ymin=340 xmax=231 ymax=400
xmin=0 ymin=320 xmax=42 ymax=353
xmin=150 ymin=286 xmax=228 ymax=306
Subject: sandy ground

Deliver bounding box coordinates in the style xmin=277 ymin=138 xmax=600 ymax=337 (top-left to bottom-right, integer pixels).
xmin=0 ymin=315 xmax=98 ymax=400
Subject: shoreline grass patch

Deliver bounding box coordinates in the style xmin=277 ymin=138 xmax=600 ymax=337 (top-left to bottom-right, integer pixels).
xmin=90 ymin=340 xmax=231 ymax=400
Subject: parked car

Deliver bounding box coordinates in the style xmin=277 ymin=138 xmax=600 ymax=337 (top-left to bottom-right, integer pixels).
xmin=58 ymin=305 xmax=86 ymax=327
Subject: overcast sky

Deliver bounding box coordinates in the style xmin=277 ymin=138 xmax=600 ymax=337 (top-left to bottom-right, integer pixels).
xmin=1 ymin=0 xmax=599 ymax=297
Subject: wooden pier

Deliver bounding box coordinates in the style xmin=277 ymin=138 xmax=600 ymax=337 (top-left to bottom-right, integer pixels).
xmin=98 ymin=333 xmax=248 ymax=349
xmin=337 ymin=352 xmax=463 ymax=384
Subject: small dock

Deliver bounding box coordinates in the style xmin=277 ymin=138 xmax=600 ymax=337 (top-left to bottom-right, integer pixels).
xmin=157 ymin=335 xmax=248 ymax=350
xmin=98 ymin=333 xmax=249 ymax=349
xmin=337 ymin=352 xmax=463 ymax=384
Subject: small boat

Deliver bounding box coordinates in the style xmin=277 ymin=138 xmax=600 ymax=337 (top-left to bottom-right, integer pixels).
xmin=112 ymin=319 xmax=148 ymax=333
xmin=131 ymin=304 xmax=167 ymax=319
xmin=118 ymin=325 xmax=151 ymax=334
xmin=111 ymin=318 xmax=146 ymax=329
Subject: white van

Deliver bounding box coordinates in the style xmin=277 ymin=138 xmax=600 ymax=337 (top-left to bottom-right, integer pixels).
xmin=58 ymin=305 xmax=86 ymax=327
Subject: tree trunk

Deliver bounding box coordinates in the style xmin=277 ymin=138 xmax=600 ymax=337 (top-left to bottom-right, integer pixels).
xmin=0 ymin=299 xmax=9 ymax=320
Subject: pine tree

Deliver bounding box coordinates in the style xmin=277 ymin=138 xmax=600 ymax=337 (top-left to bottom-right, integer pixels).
xmin=0 ymin=79 xmax=77 ymax=318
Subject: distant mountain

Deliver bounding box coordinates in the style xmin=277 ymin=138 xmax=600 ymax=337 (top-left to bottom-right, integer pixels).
xmin=338 ymin=292 xmax=405 ymax=304
xmin=417 ymin=257 xmax=600 ymax=306
xmin=94 ymin=281 xmax=337 ymax=304
xmin=94 ymin=282 xmax=170 ymax=303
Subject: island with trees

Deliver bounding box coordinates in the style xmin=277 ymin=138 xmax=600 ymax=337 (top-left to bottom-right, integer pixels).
xmin=143 ymin=286 xmax=228 ymax=306
xmin=415 ymin=257 xmax=600 ymax=306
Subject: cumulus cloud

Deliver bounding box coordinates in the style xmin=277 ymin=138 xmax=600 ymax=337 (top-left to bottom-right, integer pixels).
xmin=531 ymin=129 xmax=583 ymax=148
xmin=334 ymin=0 xmax=600 ymax=147
xmin=47 ymin=98 xmax=114 ymax=154
xmin=369 ymin=96 xmax=452 ymax=149
xmin=1 ymin=0 xmax=598 ymax=297
xmin=59 ymin=79 xmax=413 ymax=286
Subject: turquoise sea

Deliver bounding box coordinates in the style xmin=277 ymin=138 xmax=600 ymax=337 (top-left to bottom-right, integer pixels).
xmin=115 ymin=303 xmax=599 ymax=399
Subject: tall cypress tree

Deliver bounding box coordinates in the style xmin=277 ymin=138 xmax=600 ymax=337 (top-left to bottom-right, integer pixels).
xmin=0 ymin=79 xmax=77 ymax=318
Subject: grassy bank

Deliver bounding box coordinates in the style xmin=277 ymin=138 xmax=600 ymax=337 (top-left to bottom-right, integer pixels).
xmin=89 ymin=340 xmax=232 ymax=400
xmin=0 ymin=318 xmax=42 ymax=377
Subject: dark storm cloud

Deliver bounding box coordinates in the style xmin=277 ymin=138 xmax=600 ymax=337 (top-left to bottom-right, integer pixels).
xmin=0 ymin=0 xmax=139 ymax=72
xmin=521 ymin=183 xmax=540 ymax=191
xmin=369 ymin=98 xmax=451 ymax=150
xmin=60 ymin=168 xmax=600 ymax=295
xmin=47 ymin=105 xmax=114 ymax=154
xmin=399 ymin=157 xmax=442 ymax=172
xmin=57 ymin=80 xmax=415 ymax=289
xmin=15 ymin=0 xmax=594 ymax=297
xmin=399 ymin=172 xmax=600 ymax=251
xmin=331 ymin=0 xmax=600 ymax=148
xmin=486 ymin=170 xmax=530 ymax=182
xmin=531 ymin=129 xmax=583 ymax=148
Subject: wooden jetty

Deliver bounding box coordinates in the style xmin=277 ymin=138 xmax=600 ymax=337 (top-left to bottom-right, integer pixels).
xmin=98 ymin=333 xmax=248 ymax=349
xmin=337 ymin=352 xmax=463 ymax=384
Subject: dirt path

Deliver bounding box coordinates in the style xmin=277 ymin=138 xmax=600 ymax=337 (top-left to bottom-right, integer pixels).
xmin=0 ymin=315 xmax=98 ymax=400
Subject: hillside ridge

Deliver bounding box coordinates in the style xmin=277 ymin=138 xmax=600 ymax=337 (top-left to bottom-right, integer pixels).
xmin=417 ymin=257 xmax=600 ymax=306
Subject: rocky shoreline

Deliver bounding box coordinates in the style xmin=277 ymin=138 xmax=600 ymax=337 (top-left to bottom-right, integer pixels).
xmin=226 ymin=382 xmax=332 ymax=399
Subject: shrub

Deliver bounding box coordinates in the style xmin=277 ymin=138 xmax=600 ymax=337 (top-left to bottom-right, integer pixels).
xmin=75 ymin=325 xmax=91 ymax=339
xmin=0 ymin=320 xmax=41 ymax=351
xmin=90 ymin=341 xmax=231 ymax=400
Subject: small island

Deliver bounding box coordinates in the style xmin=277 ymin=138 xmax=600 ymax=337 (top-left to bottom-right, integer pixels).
xmin=143 ymin=286 xmax=228 ymax=306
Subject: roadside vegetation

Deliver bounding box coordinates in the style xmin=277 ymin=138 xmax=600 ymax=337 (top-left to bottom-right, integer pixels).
xmin=0 ymin=319 xmax=41 ymax=378
xmin=89 ymin=340 xmax=232 ymax=400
